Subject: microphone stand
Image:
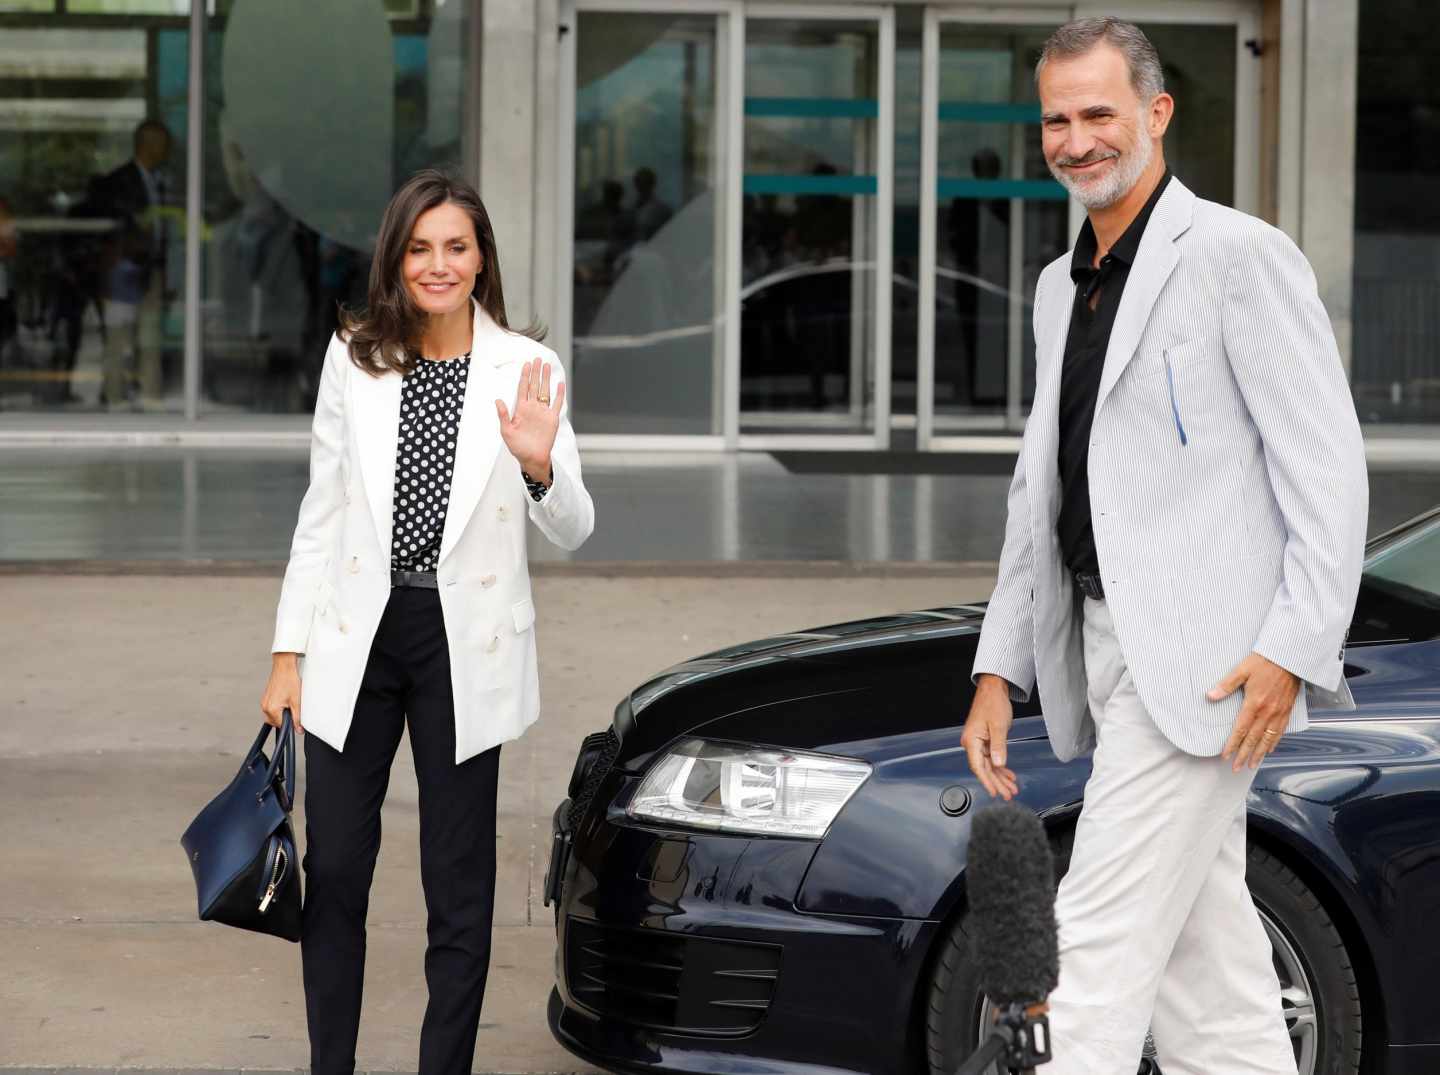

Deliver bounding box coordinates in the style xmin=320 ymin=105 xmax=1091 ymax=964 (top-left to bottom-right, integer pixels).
xmin=954 ymin=1001 xmax=1052 ymax=1075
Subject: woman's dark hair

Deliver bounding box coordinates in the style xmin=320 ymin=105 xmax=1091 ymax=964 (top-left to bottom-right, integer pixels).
xmin=340 ymin=169 xmax=543 ymax=376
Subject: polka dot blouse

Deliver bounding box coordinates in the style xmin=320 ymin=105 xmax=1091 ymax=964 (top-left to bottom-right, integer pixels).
xmin=391 ymin=353 xmax=469 ymax=573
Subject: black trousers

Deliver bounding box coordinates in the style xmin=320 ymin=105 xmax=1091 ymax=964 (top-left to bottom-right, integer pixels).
xmin=301 ymin=586 xmax=500 ymax=1075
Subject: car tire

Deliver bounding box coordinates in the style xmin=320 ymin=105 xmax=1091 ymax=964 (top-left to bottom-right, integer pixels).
xmin=924 ymin=839 xmax=1362 ymax=1075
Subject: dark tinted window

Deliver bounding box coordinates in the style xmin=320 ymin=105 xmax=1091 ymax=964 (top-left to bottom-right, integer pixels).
xmin=1352 ymin=514 xmax=1440 ymax=642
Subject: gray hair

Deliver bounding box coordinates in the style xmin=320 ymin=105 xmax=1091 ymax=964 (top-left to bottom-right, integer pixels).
xmin=1035 ymin=17 xmax=1165 ymax=102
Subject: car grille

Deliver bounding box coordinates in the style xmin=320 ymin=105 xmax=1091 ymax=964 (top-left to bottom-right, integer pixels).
xmin=566 ymin=918 xmax=781 ymax=1034
xmin=566 ymin=728 xmax=620 ymax=832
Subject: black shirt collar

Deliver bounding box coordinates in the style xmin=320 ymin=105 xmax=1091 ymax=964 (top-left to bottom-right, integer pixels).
xmin=1070 ymin=169 xmax=1173 ymax=282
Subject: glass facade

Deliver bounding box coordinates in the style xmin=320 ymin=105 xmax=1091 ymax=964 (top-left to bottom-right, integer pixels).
xmin=1352 ymin=0 xmax=1440 ymax=425
xmin=571 ymin=12 xmax=723 ymax=435
xmin=0 ymin=1 xmax=1433 ymax=443
xmin=0 ymin=0 xmax=471 ymax=415
xmin=740 ymin=18 xmax=884 ymax=435
xmin=0 ymin=5 xmax=190 ymax=411
xmin=927 ymin=21 xmax=1065 ymax=428
xmin=200 ymin=0 xmax=471 ymax=413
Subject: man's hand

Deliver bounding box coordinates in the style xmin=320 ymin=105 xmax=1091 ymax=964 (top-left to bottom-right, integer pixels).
xmin=1211 ymin=653 xmax=1300 ymax=772
xmin=961 ymin=674 xmax=1019 ymax=800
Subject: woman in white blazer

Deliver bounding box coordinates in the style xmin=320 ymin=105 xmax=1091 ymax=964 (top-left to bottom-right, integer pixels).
xmin=259 ymin=170 xmax=593 ymax=1075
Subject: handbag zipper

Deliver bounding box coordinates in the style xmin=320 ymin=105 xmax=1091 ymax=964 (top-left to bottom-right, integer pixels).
xmin=259 ymin=842 xmax=287 ymax=914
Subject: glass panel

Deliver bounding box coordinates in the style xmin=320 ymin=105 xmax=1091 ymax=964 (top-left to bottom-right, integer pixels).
xmin=0 ymin=17 xmax=188 ymax=412
xmin=199 ymin=0 xmax=472 ymax=414
xmin=69 ymin=1 xmax=190 ymax=13
xmin=210 ymin=0 xmax=422 ymax=19
xmin=932 ymin=23 xmax=1065 ymax=428
xmin=741 ymin=18 xmax=879 ymax=435
xmin=1128 ymin=23 xmax=1235 ymax=207
xmin=571 ymin=12 xmax=722 ymax=435
xmin=1352 ymin=2 xmax=1440 ymax=425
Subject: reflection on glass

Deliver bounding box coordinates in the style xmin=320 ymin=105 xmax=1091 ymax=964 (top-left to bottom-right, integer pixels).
xmin=68 ymin=0 xmax=188 ymax=13
xmin=571 ymin=12 xmax=721 ymax=435
xmin=932 ymin=24 xmax=1064 ymax=426
xmin=741 ymin=19 xmax=879 ymax=433
xmin=1352 ymin=2 xmax=1440 ymax=424
xmin=0 ymin=18 xmax=188 ymax=412
xmin=1130 ymin=24 xmax=1235 ymax=207
xmin=200 ymin=0 xmax=470 ymax=414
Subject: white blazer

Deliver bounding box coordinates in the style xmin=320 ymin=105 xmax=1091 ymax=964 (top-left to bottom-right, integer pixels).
xmin=272 ymin=301 xmax=594 ymax=763
xmin=973 ymin=178 xmax=1367 ymax=761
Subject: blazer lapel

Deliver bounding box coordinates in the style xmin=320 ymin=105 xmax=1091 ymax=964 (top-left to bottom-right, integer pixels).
xmin=438 ymin=302 xmax=510 ymax=566
xmin=1025 ymin=266 xmax=1071 ymax=528
xmin=351 ymin=361 xmax=403 ymax=557
xmin=1093 ymin=179 xmax=1194 ymax=414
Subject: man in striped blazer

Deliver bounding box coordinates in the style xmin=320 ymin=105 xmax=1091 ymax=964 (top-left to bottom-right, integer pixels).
xmin=961 ymin=17 xmax=1367 ymax=1075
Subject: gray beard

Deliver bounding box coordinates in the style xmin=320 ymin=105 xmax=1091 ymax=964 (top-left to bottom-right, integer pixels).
xmin=1050 ymin=133 xmax=1154 ymax=210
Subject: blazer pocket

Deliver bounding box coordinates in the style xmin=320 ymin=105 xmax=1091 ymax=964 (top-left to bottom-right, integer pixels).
xmin=511 ymin=597 xmax=536 ymax=634
xmin=1136 ymin=337 xmax=1215 ymax=378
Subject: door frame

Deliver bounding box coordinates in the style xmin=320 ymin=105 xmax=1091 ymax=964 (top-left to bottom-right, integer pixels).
xmin=916 ymin=0 xmax=1262 ymax=451
xmin=557 ymin=0 xmax=895 ymax=451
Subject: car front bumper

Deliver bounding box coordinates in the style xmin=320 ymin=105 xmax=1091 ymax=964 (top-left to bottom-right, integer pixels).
xmin=546 ymin=782 xmax=940 ymax=1075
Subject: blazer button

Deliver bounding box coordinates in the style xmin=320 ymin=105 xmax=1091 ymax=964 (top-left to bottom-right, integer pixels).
xmin=481 ymin=574 xmax=497 ymax=588
xmin=497 ymin=505 xmax=510 ymax=521
xmin=486 ymin=635 xmax=499 ymax=654
xmin=339 ymin=620 xmax=349 ymax=634
xmin=348 ymin=556 xmax=360 ymax=573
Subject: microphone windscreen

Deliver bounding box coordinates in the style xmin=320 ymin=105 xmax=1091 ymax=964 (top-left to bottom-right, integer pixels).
xmin=966 ymin=802 xmax=1060 ymax=1007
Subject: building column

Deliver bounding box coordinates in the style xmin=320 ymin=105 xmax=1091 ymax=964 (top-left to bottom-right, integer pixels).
xmin=1280 ymin=0 xmax=1358 ymax=373
xmin=478 ymin=0 xmax=542 ymax=327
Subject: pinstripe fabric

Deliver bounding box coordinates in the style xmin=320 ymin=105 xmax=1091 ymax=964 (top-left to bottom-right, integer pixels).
xmin=972 ymin=178 xmax=1368 ymax=760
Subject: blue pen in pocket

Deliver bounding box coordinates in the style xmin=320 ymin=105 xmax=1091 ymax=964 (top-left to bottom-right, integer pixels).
xmin=1164 ymin=350 xmax=1188 ymax=446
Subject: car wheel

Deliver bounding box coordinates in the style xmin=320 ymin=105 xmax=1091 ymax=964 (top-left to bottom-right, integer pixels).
xmin=924 ymin=842 xmax=1362 ymax=1075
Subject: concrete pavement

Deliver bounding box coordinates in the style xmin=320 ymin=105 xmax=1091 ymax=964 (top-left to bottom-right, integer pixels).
xmin=0 ymin=569 xmax=995 ymax=1072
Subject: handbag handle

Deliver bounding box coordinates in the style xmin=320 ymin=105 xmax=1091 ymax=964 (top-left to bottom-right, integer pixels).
xmin=253 ymin=709 xmax=296 ymax=813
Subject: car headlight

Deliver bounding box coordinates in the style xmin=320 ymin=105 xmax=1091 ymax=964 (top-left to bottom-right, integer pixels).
xmin=626 ymin=737 xmax=871 ymax=838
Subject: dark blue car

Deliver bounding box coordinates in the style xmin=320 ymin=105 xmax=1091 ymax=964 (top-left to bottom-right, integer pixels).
xmin=547 ymin=507 xmax=1440 ymax=1075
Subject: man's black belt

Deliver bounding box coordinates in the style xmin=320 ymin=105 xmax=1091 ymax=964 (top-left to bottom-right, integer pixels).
xmin=391 ymin=569 xmax=439 ymax=589
xmin=1074 ymin=572 xmax=1105 ymax=601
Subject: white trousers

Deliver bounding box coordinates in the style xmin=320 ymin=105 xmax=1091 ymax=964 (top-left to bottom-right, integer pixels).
xmin=1044 ymin=598 xmax=1296 ymax=1075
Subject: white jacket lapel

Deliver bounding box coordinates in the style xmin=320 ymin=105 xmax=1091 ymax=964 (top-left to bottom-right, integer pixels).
xmin=1025 ymin=264 xmax=1073 ymax=526
xmin=1094 ymin=179 xmax=1194 ymax=413
xmin=351 ymin=361 xmax=403 ymax=557
xmin=438 ymin=303 xmax=509 ymax=566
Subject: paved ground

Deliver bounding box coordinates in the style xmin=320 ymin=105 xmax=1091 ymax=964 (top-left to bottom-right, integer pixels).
xmin=0 ymin=569 xmax=995 ymax=1073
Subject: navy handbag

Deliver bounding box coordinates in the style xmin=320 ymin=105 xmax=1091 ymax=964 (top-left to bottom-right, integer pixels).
xmin=181 ymin=709 xmax=302 ymax=941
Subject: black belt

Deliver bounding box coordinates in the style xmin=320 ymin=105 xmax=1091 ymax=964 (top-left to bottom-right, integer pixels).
xmin=391 ymin=569 xmax=438 ymax=589
xmin=1074 ymin=572 xmax=1105 ymax=601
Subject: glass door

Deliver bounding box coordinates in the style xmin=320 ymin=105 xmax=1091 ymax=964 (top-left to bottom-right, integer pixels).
xmin=1074 ymin=1 xmax=1260 ymax=214
xmin=917 ymin=2 xmax=1261 ymax=450
xmin=558 ymin=1 xmax=737 ymax=444
xmin=918 ymin=7 xmax=1073 ymax=447
xmin=734 ymin=5 xmax=895 ymax=448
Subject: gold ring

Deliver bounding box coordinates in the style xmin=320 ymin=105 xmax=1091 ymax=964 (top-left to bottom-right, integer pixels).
xmin=538 ymin=394 xmax=551 ymax=405
xmin=1263 ymin=730 xmax=1278 ymax=738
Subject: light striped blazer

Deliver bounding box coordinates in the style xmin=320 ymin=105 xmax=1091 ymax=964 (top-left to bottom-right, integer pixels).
xmin=972 ymin=177 xmax=1368 ymax=761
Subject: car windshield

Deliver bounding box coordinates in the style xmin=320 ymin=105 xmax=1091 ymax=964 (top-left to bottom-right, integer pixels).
xmin=1352 ymin=510 xmax=1440 ymax=643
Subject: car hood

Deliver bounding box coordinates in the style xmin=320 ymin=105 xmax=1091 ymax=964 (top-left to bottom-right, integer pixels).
xmin=611 ymin=604 xmax=993 ymax=762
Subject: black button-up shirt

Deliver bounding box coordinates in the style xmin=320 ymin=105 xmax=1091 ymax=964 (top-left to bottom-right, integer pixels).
xmin=1056 ymin=170 xmax=1172 ymax=577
